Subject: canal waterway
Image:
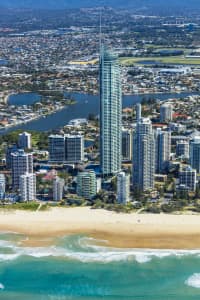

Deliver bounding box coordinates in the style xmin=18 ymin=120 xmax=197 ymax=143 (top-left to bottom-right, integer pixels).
xmin=3 ymin=91 xmax=198 ymax=134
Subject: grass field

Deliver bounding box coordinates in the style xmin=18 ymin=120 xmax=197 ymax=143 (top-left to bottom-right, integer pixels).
xmin=120 ymin=56 xmax=200 ymax=66
xmin=68 ymin=59 xmax=98 ymax=65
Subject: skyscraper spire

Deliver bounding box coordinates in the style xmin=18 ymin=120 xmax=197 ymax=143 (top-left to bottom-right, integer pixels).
xmin=99 ymin=8 xmax=102 ymax=52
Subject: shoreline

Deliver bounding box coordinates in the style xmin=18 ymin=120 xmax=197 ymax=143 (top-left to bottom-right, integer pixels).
xmin=1 ymin=207 xmax=200 ymax=249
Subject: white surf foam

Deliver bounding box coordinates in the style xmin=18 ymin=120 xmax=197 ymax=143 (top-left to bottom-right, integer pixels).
xmin=185 ymin=273 xmax=200 ymax=288
xmin=0 ymin=283 xmax=4 ymax=290
xmin=1 ymin=234 xmax=200 ymax=263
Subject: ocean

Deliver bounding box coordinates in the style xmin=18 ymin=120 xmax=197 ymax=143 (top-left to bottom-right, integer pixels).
xmin=0 ymin=232 xmax=200 ymax=299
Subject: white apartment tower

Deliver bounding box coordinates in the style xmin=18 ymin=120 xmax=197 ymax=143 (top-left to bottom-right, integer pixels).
xmin=117 ymin=172 xmax=130 ymax=204
xmin=11 ymin=150 xmax=33 ymax=189
xmin=77 ymin=170 xmax=97 ymax=200
xmin=133 ymin=118 xmax=155 ymax=191
xmin=20 ymin=173 xmax=36 ymax=202
xmin=53 ymin=176 xmax=65 ymax=201
xmin=160 ymin=103 xmax=173 ymax=123
xmin=155 ymin=128 xmax=171 ymax=174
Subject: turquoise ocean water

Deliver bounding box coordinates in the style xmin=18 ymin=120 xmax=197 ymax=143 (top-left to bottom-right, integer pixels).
xmin=0 ymin=233 xmax=200 ymax=299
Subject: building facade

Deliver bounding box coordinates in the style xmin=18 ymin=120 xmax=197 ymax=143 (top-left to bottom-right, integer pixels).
xmin=0 ymin=174 xmax=5 ymax=200
xmin=100 ymin=47 xmax=122 ymax=176
xmin=176 ymin=140 xmax=190 ymax=159
xmin=11 ymin=150 xmax=33 ymax=189
xmin=48 ymin=134 xmax=84 ymax=163
xmin=65 ymin=134 xmax=84 ymax=163
xmin=48 ymin=135 xmax=65 ymax=162
xmin=190 ymin=137 xmax=200 ymax=173
xmin=155 ymin=128 xmax=171 ymax=174
xmin=6 ymin=144 xmax=18 ymax=169
xmin=122 ymin=129 xmax=133 ymax=161
xmin=133 ymin=118 xmax=155 ymax=191
xmin=179 ymin=166 xmax=197 ymax=192
xmin=19 ymin=172 xmax=36 ymax=201
xmin=53 ymin=176 xmax=65 ymax=201
xmin=160 ymin=103 xmax=173 ymax=123
xmin=18 ymin=132 xmax=31 ymax=149
xmin=77 ymin=170 xmax=97 ymax=199
xmin=117 ymin=172 xmax=130 ymax=204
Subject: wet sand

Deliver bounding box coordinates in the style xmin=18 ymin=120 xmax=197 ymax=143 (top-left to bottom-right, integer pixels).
xmin=0 ymin=207 xmax=200 ymax=249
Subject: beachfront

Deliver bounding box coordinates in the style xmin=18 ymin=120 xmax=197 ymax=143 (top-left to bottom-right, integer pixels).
xmin=0 ymin=207 xmax=200 ymax=249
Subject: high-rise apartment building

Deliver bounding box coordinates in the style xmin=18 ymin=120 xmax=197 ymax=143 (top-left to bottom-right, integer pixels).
xmin=77 ymin=170 xmax=97 ymax=200
xmin=179 ymin=166 xmax=197 ymax=192
xmin=176 ymin=140 xmax=190 ymax=159
xmin=48 ymin=135 xmax=65 ymax=162
xmin=19 ymin=172 xmax=36 ymax=201
xmin=11 ymin=150 xmax=33 ymax=189
xmin=48 ymin=134 xmax=84 ymax=163
xmin=133 ymin=118 xmax=155 ymax=191
xmin=53 ymin=176 xmax=65 ymax=201
xmin=160 ymin=103 xmax=173 ymax=123
xmin=65 ymin=134 xmax=84 ymax=163
xmin=18 ymin=132 xmax=31 ymax=149
xmin=6 ymin=144 xmax=18 ymax=169
xmin=100 ymin=47 xmax=122 ymax=176
xmin=136 ymin=103 xmax=142 ymax=122
xmin=0 ymin=174 xmax=6 ymax=200
xmin=155 ymin=128 xmax=171 ymax=174
xmin=190 ymin=137 xmax=200 ymax=173
xmin=117 ymin=172 xmax=130 ymax=204
xmin=122 ymin=129 xmax=133 ymax=161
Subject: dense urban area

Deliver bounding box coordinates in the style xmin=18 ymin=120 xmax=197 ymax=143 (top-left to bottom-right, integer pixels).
xmin=0 ymin=7 xmax=200 ymax=214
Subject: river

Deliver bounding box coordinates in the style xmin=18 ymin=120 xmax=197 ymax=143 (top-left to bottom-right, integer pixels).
xmin=2 ymin=91 xmax=198 ymax=134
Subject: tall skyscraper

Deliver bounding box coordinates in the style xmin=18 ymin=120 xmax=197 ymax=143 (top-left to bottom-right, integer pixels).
xmin=122 ymin=129 xmax=133 ymax=161
xmin=117 ymin=172 xmax=130 ymax=204
xmin=190 ymin=137 xmax=200 ymax=173
xmin=136 ymin=103 xmax=142 ymax=122
xmin=100 ymin=47 xmax=122 ymax=176
xmin=53 ymin=176 xmax=65 ymax=201
xmin=20 ymin=172 xmax=36 ymax=202
xmin=133 ymin=118 xmax=155 ymax=191
xmin=11 ymin=150 xmax=33 ymax=189
xmin=155 ymin=128 xmax=171 ymax=174
xmin=18 ymin=132 xmax=31 ymax=149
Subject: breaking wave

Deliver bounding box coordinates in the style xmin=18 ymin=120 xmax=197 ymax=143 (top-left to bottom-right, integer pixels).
xmin=0 ymin=234 xmax=200 ymax=264
xmin=185 ymin=273 xmax=200 ymax=288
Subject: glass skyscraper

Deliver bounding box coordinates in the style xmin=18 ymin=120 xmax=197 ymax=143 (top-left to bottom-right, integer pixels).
xmin=100 ymin=47 xmax=122 ymax=176
xmin=133 ymin=118 xmax=155 ymax=191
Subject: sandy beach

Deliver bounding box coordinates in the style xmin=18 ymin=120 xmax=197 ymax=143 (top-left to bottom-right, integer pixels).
xmin=0 ymin=207 xmax=200 ymax=249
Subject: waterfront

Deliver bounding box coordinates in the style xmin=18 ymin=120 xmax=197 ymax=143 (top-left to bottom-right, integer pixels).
xmin=0 ymin=231 xmax=200 ymax=300
xmin=2 ymin=91 xmax=199 ymax=134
